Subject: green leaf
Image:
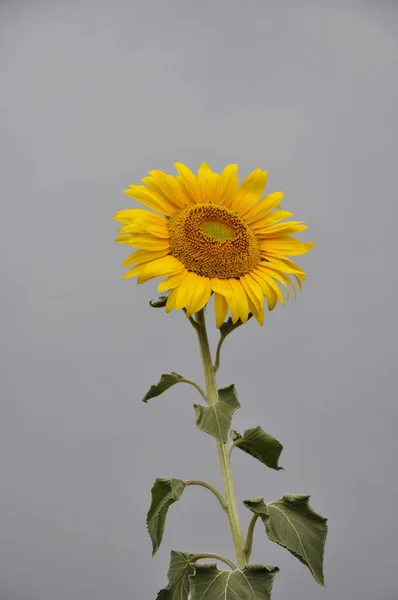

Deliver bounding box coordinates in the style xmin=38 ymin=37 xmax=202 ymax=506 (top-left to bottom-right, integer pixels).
xmin=142 ymin=372 xmax=185 ymax=403
xmin=190 ymin=563 xmax=279 ymax=600
xmin=243 ymin=495 xmax=327 ymax=586
xmin=232 ymin=426 xmax=283 ymax=471
xmin=147 ymin=478 xmax=186 ymax=555
xmin=219 ymin=313 xmax=253 ymax=337
xmin=156 ymin=551 xmax=195 ymax=600
xmin=194 ymin=385 xmax=240 ymax=444
xmin=218 ymin=384 xmax=240 ymax=409
xmin=149 ymin=295 xmax=168 ymax=308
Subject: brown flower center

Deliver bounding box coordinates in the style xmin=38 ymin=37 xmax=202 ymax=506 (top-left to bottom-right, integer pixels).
xmin=168 ymin=204 xmax=261 ymax=279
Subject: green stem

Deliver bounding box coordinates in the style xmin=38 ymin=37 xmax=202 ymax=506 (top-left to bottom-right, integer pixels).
xmin=190 ymin=553 xmax=237 ymax=571
xmin=243 ymin=514 xmax=259 ymax=562
xmin=213 ymin=333 xmax=226 ymax=373
xmin=194 ymin=308 xmax=246 ymax=569
xmin=185 ymin=480 xmax=228 ymax=512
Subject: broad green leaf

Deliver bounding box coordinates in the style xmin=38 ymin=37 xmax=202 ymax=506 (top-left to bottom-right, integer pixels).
xmin=142 ymin=372 xmax=185 ymax=402
xmin=232 ymin=426 xmax=283 ymax=471
xmin=219 ymin=313 xmax=253 ymax=337
xmin=156 ymin=551 xmax=195 ymax=600
xmin=149 ymin=295 xmax=168 ymax=308
xmin=194 ymin=385 xmax=240 ymax=443
xmin=190 ymin=563 xmax=279 ymax=600
xmin=147 ymin=478 xmax=186 ymax=555
xmin=243 ymin=495 xmax=327 ymax=586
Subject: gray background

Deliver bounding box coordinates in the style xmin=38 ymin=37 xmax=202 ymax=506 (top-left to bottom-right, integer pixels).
xmin=1 ymin=0 xmax=397 ymax=599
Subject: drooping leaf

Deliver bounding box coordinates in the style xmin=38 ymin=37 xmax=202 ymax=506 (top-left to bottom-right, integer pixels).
xmin=156 ymin=551 xmax=195 ymax=600
xmin=219 ymin=313 xmax=253 ymax=338
xmin=194 ymin=385 xmax=240 ymax=444
xmin=147 ymin=478 xmax=186 ymax=555
xmin=190 ymin=563 xmax=279 ymax=600
xmin=149 ymin=295 xmax=168 ymax=308
xmin=243 ymin=495 xmax=327 ymax=586
xmin=142 ymin=372 xmax=185 ymax=403
xmin=232 ymin=426 xmax=283 ymax=471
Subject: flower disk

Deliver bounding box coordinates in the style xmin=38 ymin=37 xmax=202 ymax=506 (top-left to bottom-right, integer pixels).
xmin=114 ymin=162 xmax=314 ymax=327
xmin=168 ymin=204 xmax=261 ymax=279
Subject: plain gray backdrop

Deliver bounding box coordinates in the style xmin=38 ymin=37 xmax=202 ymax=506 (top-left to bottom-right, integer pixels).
xmin=1 ymin=1 xmax=398 ymax=599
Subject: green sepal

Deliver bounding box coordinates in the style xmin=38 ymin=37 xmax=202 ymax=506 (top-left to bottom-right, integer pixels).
xmin=147 ymin=478 xmax=186 ymax=555
xmin=243 ymin=495 xmax=328 ymax=586
xmin=142 ymin=372 xmax=185 ymax=403
xmin=149 ymin=295 xmax=168 ymax=308
xmin=156 ymin=551 xmax=195 ymax=600
xmin=231 ymin=426 xmax=283 ymax=471
xmin=189 ymin=563 xmax=279 ymax=600
xmin=194 ymin=384 xmax=240 ymax=444
xmin=219 ymin=313 xmax=253 ymax=336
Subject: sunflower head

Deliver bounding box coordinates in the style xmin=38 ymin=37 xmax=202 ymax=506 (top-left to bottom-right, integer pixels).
xmin=114 ymin=163 xmax=314 ymax=327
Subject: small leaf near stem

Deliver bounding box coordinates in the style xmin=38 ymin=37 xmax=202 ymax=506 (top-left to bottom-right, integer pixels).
xmin=142 ymin=373 xmax=206 ymax=403
xmin=149 ymin=295 xmax=168 ymax=308
xmin=190 ymin=553 xmax=237 ymax=571
xmin=184 ymin=480 xmax=228 ymax=512
xmin=243 ymin=514 xmax=259 ymax=563
xmin=147 ymin=478 xmax=186 ymax=555
xmin=229 ymin=426 xmax=284 ymax=471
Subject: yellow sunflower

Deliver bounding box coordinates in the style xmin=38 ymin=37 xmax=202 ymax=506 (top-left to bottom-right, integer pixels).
xmin=114 ymin=163 xmax=314 ymax=327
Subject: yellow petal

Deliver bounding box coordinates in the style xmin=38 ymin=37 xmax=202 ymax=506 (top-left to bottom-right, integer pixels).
xmin=166 ymin=287 xmax=179 ymax=313
xmin=229 ymin=278 xmax=249 ymax=323
xmin=257 ymin=264 xmax=295 ymax=299
xmin=251 ymin=209 xmax=294 ymax=229
xmin=124 ymin=255 xmax=184 ymax=283
xmin=211 ymin=278 xmax=239 ymax=323
xmin=245 ymin=192 xmax=284 ymax=225
xmin=213 ymin=164 xmax=239 ymax=207
xmin=197 ymin=163 xmax=220 ymax=204
xmin=114 ymin=209 xmax=165 ymax=224
xmin=122 ymin=248 xmax=169 ymax=267
xmin=245 ymin=293 xmax=264 ymax=326
xmin=254 ymin=267 xmax=285 ymax=305
xmin=214 ymin=292 xmax=228 ymax=328
xmin=158 ymin=268 xmax=188 ymax=292
xmin=259 ymin=256 xmax=306 ymax=276
xmin=124 ymin=185 xmax=175 ymax=216
xmin=118 ymin=219 xmax=170 ymax=238
xmin=250 ymin=270 xmax=278 ymax=311
xmin=175 ymin=272 xmax=197 ymax=310
xmin=185 ymin=274 xmax=212 ymax=317
xmin=174 ymin=162 xmax=202 ymax=204
xmin=229 ymin=169 xmax=268 ymax=215
xmin=259 ymin=237 xmax=315 ymax=256
xmin=126 ymin=233 xmax=170 ymax=251
xmin=240 ymin=274 xmax=262 ymax=313
xmin=255 ymin=221 xmax=308 ymax=237
xmin=144 ymin=171 xmax=191 ymax=208
xmin=115 ymin=233 xmax=135 ymax=245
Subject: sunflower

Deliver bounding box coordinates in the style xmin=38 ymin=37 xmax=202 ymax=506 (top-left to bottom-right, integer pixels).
xmin=114 ymin=163 xmax=314 ymax=327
